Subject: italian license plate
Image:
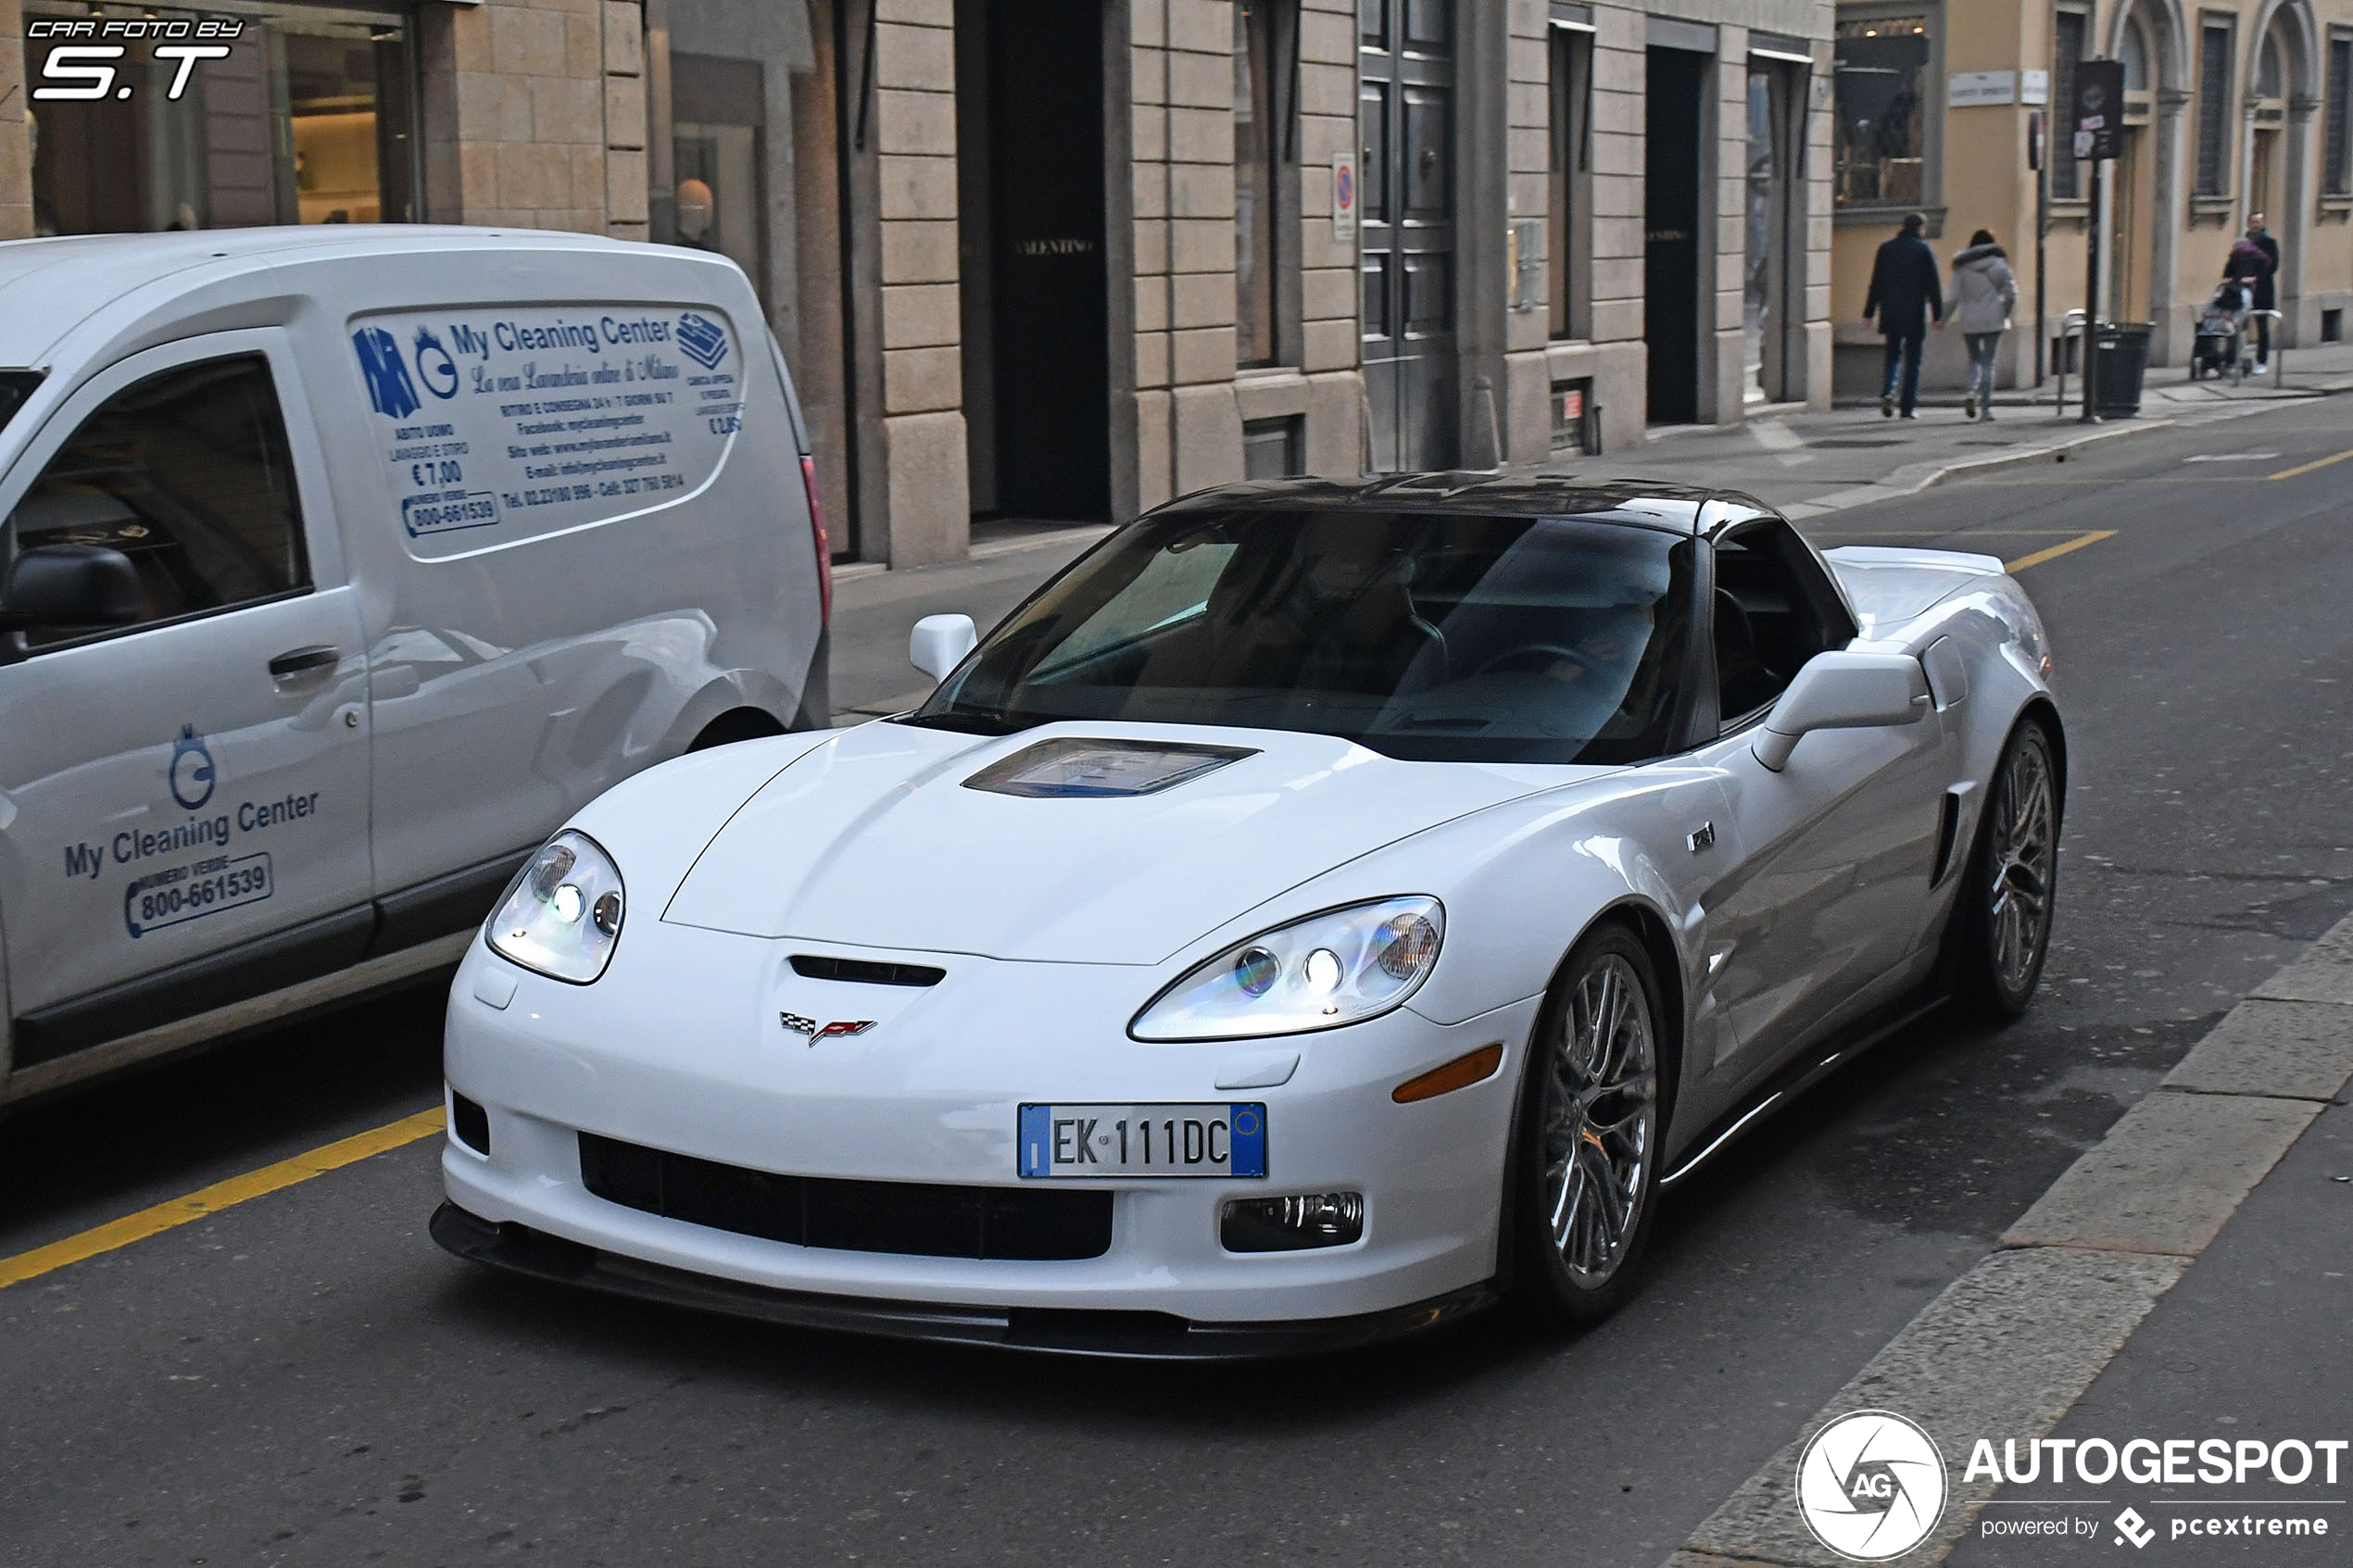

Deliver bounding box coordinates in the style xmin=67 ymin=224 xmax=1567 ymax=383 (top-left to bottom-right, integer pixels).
xmin=1018 ymin=1103 xmax=1266 ymax=1179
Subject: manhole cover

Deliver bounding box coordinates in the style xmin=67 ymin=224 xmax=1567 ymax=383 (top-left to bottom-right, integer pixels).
xmin=1811 ymin=438 xmax=1905 ymax=448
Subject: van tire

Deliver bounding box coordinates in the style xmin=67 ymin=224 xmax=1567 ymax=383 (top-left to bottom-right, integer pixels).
xmin=688 ymin=709 xmax=787 ymax=751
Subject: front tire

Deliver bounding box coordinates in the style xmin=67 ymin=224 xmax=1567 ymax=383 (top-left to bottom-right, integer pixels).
xmin=1948 ymin=719 xmax=2061 ymax=1021
xmin=1509 ymin=924 xmax=1667 ymax=1327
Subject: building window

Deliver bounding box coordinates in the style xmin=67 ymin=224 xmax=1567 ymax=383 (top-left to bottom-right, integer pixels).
xmin=24 ymin=0 xmax=416 ymax=235
xmin=2196 ymin=21 xmax=2233 ymax=196
xmin=671 ymin=55 xmax=767 ymax=298
xmin=2328 ymin=35 xmax=2353 ymax=195
xmin=1548 ymin=22 xmax=1592 ymax=340
xmin=1235 ymin=1 xmax=1294 ymax=368
xmin=2052 ymin=8 xmax=2088 ymax=199
xmin=1833 ymin=12 xmax=1931 ymax=207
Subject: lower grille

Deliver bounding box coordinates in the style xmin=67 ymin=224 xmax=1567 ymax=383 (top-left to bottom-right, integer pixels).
xmin=576 ymin=1133 xmax=1113 ymax=1261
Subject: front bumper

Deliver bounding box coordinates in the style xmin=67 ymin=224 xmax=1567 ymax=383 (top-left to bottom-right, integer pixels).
xmin=431 ymin=1202 xmax=1500 ymax=1359
xmin=440 ymin=923 xmax=1536 ymax=1338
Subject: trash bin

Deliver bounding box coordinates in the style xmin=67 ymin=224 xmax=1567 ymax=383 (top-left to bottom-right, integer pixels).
xmin=2094 ymin=322 xmax=2154 ymax=415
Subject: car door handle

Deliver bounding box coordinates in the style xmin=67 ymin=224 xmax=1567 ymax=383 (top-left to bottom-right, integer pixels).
xmin=269 ymin=645 xmax=342 ymax=683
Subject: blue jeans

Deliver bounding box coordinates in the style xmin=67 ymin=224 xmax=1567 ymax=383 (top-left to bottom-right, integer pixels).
xmin=1965 ymin=331 xmax=2003 ymax=408
xmin=1881 ymin=332 xmax=1924 ymax=414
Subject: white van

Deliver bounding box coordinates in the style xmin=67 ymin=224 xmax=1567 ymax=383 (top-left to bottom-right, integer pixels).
xmin=0 ymin=227 xmax=830 ymax=1105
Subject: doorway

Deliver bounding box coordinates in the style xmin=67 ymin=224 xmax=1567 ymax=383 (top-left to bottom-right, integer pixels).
xmin=1359 ymin=0 xmax=1457 ymax=472
xmin=1743 ymin=59 xmax=1801 ymax=404
xmin=955 ymin=0 xmax=1111 ymax=521
xmin=1645 ymin=47 xmax=1708 ymax=424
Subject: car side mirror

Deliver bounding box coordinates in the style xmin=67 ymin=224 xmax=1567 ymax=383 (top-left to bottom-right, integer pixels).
xmin=1753 ymin=649 xmax=1930 ymax=771
xmin=910 ymin=613 xmax=977 ymax=683
xmin=0 ymin=544 xmax=143 ymax=633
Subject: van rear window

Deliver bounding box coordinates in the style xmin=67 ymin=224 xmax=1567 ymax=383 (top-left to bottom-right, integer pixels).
xmin=0 ymin=370 xmax=41 ymax=437
xmin=346 ymin=305 xmax=747 ymax=559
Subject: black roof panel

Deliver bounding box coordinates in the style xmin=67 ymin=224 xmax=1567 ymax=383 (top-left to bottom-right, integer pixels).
xmin=1154 ymin=471 xmax=1757 ymax=532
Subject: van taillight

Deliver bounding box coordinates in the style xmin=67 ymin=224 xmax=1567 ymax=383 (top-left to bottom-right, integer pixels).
xmin=800 ymin=453 xmax=832 ymax=626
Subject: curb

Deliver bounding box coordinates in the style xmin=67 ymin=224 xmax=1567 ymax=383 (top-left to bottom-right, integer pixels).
xmin=1780 ymin=420 xmax=2175 ymax=520
xmin=1658 ymin=913 xmax=2353 ymax=1567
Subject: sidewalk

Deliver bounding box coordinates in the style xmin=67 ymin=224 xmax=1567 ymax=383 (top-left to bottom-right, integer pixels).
xmin=1537 ymin=341 xmax=2353 ymax=517
xmin=1664 ymin=917 xmax=2353 ymax=1568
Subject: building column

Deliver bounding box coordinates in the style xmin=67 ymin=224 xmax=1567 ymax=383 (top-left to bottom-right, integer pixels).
xmin=2150 ymin=85 xmax=2193 ymax=364
xmin=1799 ymin=41 xmax=1835 ymax=410
xmin=2282 ymin=93 xmax=2321 ymax=345
xmin=0 ymin=0 xmax=27 ymax=242
xmin=418 ymin=0 xmax=616 ymax=231
xmin=873 ymin=0 xmax=969 ymax=565
xmin=1500 ymin=0 xmax=1553 ymax=465
xmin=603 ymin=1 xmax=649 ymax=240
xmin=1296 ymin=0 xmax=1364 ymax=479
xmin=1703 ymin=27 xmax=1747 ymax=424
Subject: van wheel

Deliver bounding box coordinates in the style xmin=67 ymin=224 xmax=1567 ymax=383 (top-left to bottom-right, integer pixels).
xmin=1509 ymin=923 xmax=1667 ymax=1328
xmin=688 ymin=709 xmax=786 ymax=750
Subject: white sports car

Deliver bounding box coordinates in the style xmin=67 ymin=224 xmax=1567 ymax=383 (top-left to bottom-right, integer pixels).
xmin=434 ymin=476 xmax=2062 ymax=1356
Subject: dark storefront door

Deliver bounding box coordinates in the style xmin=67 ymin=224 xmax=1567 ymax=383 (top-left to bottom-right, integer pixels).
xmin=1645 ymin=46 xmax=1707 ymax=425
xmin=1359 ymin=0 xmax=1456 ymax=472
xmin=956 ymin=0 xmax=1110 ymax=521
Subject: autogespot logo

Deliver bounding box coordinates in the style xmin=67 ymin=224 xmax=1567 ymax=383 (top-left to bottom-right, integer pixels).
xmin=1796 ymin=1410 xmax=1950 ymax=1562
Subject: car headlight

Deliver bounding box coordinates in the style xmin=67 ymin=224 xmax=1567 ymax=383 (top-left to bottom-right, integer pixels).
xmin=1130 ymin=897 xmax=1444 ymax=1041
xmin=485 ymin=830 xmax=625 ymax=984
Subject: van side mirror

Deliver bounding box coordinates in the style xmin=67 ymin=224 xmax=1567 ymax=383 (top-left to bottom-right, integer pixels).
xmin=1753 ymin=650 xmax=1929 ymax=771
xmin=0 ymin=544 xmax=143 ymax=632
xmin=910 ymin=613 xmax=977 ymax=683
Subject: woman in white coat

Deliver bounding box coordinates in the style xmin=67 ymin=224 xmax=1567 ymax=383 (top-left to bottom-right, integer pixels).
xmin=1950 ymin=229 xmax=2020 ymax=420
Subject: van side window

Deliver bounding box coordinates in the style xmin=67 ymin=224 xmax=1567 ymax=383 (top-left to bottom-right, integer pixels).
xmin=6 ymin=356 xmax=308 ymax=643
xmin=1713 ymin=521 xmax=1840 ymax=727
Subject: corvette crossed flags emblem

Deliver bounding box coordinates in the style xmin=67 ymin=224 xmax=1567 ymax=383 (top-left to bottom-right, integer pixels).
xmin=780 ymin=1011 xmax=876 ymax=1045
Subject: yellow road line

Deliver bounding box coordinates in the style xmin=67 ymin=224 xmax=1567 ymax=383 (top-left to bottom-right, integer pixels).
xmin=2004 ymin=530 xmax=2117 ymax=573
xmin=2267 ymin=447 xmax=2353 ymax=481
xmin=0 ymin=1106 xmax=444 ymax=1290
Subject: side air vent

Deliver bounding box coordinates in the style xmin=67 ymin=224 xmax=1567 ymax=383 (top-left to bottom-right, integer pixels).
xmin=789 ymin=954 xmax=947 ymax=987
xmin=1931 ymin=790 xmax=1963 ymax=884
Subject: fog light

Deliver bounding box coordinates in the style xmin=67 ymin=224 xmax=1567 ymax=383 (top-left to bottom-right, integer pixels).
xmin=1220 ymin=1191 xmax=1365 ymax=1252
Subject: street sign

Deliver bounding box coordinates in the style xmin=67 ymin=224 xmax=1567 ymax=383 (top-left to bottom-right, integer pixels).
xmin=1331 ymin=154 xmax=1357 ymax=244
xmin=1949 ymin=69 xmax=2018 ymax=107
xmin=2072 ymin=59 xmax=2123 ymax=161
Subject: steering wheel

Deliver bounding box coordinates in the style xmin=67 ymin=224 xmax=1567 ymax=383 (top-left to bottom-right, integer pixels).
xmin=1476 ymin=644 xmax=1595 ymax=681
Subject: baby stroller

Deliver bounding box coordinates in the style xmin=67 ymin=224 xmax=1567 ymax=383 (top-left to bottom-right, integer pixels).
xmin=2191 ymin=281 xmax=2250 ymax=382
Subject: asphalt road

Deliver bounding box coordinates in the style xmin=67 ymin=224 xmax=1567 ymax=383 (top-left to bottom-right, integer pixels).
xmin=4 ymin=400 xmax=2350 ymax=1567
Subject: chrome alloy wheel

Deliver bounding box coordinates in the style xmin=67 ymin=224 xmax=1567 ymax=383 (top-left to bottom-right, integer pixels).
xmin=1986 ymin=733 xmax=2057 ymax=996
xmin=1540 ymin=953 xmax=1659 ymax=1285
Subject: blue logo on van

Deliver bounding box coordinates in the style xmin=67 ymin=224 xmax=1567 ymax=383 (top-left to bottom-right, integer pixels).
xmin=351 ymin=326 xmax=421 ymax=419
xmin=170 ymin=724 xmax=217 ymax=810
xmin=413 ymin=326 xmax=460 ymax=399
xmin=675 ymin=311 xmax=728 ymax=370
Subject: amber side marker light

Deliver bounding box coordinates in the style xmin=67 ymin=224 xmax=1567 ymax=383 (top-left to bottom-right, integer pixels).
xmin=1391 ymin=1042 xmax=1504 ymax=1104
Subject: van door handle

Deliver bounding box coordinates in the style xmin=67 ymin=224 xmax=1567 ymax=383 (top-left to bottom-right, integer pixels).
xmin=269 ymin=645 xmax=341 ymax=684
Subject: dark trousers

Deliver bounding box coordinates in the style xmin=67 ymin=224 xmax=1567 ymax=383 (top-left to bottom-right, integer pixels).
xmin=1881 ymin=332 xmax=1925 ymax=414
xmin=2255 ymin=312 xmax=2272 ymax=362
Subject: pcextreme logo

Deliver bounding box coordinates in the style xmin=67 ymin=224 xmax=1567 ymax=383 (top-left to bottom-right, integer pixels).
xmin=1795 ymin=1409 xmax=1950 ymax=1562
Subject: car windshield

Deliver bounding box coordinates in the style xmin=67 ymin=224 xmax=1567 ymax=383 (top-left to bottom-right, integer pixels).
xmin=909 ymin=509 xmax=1695 ymax=764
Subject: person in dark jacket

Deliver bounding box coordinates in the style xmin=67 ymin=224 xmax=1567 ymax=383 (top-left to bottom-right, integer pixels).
xmin=1864 ymin=213 xmax=1944 ymax=418
xmin=2246 ymin=213 xmax=2281 ymax=370
xmin=2222 ymin=231 xmax=2276 ymax=371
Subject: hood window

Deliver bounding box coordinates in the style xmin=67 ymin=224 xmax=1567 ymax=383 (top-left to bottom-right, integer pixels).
xmin=907 ymin=510 xmax=1694 ymax=766
xmin=0 ymin=371 xmax=39 ymax=438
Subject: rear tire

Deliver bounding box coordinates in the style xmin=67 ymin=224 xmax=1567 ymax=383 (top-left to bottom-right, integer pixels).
xmin=1946 ymin=719 xmax=2061 ymax=1022
xmin=688 ymin=708 xmax=787 ymax=751
xmin=1508 ymin=924 xmax=1668 ymax=1328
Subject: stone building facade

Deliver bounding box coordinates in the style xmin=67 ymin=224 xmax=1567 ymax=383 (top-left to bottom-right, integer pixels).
xmin=6 ymin=0 xmax=1843 ymax=574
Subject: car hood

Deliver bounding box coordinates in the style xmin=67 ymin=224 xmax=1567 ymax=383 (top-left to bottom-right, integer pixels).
xmin=660 ymin=720 xmax=1574 ymax=964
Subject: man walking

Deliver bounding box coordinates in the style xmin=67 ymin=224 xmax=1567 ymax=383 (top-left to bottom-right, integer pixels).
xmin=1865 ymin=213 xmax=1944 ymax=418
xmin=2246 ymin=213 xmax=2281 ymax=373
